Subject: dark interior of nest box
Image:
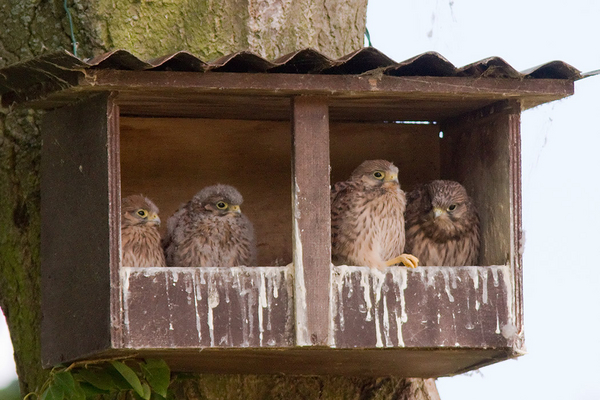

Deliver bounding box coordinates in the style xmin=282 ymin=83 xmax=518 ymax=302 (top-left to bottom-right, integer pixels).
xmin=120 ymin=100 xmax=516 ymax=268
xmin=120 ymin=117 xmax=293 ymax=266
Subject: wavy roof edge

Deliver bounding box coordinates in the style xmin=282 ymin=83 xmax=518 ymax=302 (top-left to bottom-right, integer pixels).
xmin=0 ymin=47 xmax=583 ymax=96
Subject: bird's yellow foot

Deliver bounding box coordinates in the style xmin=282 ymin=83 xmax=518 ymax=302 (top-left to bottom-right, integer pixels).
xmin=385 ymin=253 xmax=419 ymax=268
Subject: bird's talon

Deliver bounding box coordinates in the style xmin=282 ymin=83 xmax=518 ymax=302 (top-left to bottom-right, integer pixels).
xmin=385 ymin=253 xmax=419 ymax=268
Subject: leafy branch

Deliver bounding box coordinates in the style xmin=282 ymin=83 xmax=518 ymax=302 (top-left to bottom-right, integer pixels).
xmin=25 ymin=358 xmax=171 ymax=400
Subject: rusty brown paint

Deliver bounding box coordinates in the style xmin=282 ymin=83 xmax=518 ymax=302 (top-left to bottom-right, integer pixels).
xmin=291 ymin=96 xmax=331 ymax=346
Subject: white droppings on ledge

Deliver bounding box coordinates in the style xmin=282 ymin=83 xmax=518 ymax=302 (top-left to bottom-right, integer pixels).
xmin=207 ymin=275 xmax=220 ymax=347
xmin=441 ymin=269 xmax=455 ymax=302
xmin=360 ymin=270 xmax=373 ymax=322
xmin=329 ymin=265 xmax=514 ymax=348
xmin=372 ymin=269 xmax=386 ymax=347
xmin=293 ymin=178 xmax=310 ymax=346
xmin=491 ymin=267 xmax=500 ymax=287
xmin=501 ymin=322 xmax=518 ymax=339
xmin=481 ymin=268 xmax=489 ymax=304
xmin=120 ymin=268 xmax=132 ymax=336
xmin=330 ymin=266 xmax=409 ymax=348
xmin=193 ymin=270 xmax=202 ymax=343
xmin=121 ymin=266 xmax=292 ymax=348
xmin=258 ymin=269 xmax=267 ymax=345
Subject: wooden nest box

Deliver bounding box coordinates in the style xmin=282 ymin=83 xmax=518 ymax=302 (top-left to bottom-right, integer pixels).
xmin=0 ymin=48 xmax=580 ymax=376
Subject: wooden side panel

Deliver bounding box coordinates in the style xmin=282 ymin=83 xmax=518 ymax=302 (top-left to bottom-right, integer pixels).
xmin=440 ymin=100 xmax=524 ymax=349
xmin=122 ymin=267 xmax=294 ymax=348
xmin=41 ymin=93 xmax=120 ymax=366
xmin=291 ymin=96 xmax=331 ymax=346
xmin=441 ymin=101 xmax=517 ymax=266
xmin=508 ymin=108 xmax=524 ymax=348
xmin=330 ymin=266 xmax=514 ymax=349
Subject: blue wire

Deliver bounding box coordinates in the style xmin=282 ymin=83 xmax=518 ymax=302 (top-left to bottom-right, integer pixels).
xmin=63 ymin=0 xmax=77 ymax=57
xmin=365 ymin=27 xmax=373 ymax=47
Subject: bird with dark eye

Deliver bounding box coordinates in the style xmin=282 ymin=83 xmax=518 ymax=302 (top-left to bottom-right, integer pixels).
xmin=163 ymin=184 xmax=257 ymax=268
xmin=121 ymin=194 xmax=167 ymax=268
xmin=405 ymin=180 xmax=480 ymax=266
xmin=331 ymin=159 xmax=419 ymax=271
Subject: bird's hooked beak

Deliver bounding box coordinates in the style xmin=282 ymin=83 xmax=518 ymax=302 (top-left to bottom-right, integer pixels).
xmin=383 ymin=172 xmax=398 ymax=183
xmin=231 ymin=205 xmax=241 ymax=214
xmin=433 ymin=207 xmax=445 ymax=218
xmin=149 ymin=213 xmax=161 ymax=226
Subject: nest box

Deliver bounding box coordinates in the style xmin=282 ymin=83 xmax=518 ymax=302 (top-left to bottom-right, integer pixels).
xmin=0 ymin=48 xmax=580 ymax=376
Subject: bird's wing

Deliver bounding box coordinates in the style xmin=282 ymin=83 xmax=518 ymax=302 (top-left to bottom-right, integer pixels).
xmin=331 ymin=180 xmax=352 ymax=205
xmin=405 ymin=184 xmax=428 ymax=225
xmin=162 ymin=203 xmax=188 ymax=252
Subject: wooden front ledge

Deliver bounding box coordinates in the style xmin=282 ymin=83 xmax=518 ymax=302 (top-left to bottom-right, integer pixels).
xmin=119 ymin=265 xmax=520 ymax=364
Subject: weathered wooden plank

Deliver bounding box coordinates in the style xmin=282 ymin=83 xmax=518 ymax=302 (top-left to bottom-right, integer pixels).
xmin=330 ymin=266 xmax=515 ymax=349
xmin=78 ymin=70 xmax=573 ymax=98
xmin=291 ymin=96 xmax=331 ymax=346
xmin=41 ymin=93 xmax=119 ymax=367
xmin=79 ymin=346 xmax=517 ymax=377
xmin=441 ymin=100 xmax=524 ymax=349
xmin=121 ymin=267 xmax=294 ymax=348
xmin=508 ymin=102 xmax=524 ymax=348
xmin=4 ymin=71 xmax=573 ymax=117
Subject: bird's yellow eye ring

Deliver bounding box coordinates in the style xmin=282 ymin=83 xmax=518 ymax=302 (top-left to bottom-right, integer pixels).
xmin=448 ymin=204 xmax=457 ymax=211
xmin=216 ymin=201 xmax=228 ymax=210
xmin=373 ymin=171 xmax=384 ymax=180
xmin=137 ymin=209 xmax=148 ymax=218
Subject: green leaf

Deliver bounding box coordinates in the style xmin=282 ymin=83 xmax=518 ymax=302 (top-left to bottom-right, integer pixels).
xmin=141 ymin=382 xmax=152 ymax=400
xmin=52 ymin=371 xmax=85 ymax=400
xmin=75 ymin=368 xmax=118 ymax=391
xmin=111 ymin=361 xmax=145 ymax=397
xmin=78 ymin=382 xmax=111 ymax=396
xmin=150 ymin=393 xmax=167 ymax=400
xmin=40 ymin=384 xmax=64 ymax=400
xmin=140 ymin=359 xmax=170 ymax=398
xmin=53 ymin=372 xmax=76 ymax=391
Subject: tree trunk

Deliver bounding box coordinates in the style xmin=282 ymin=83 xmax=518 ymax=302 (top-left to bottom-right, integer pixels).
xmin=0 ymin=1 xmax=439 ymax=398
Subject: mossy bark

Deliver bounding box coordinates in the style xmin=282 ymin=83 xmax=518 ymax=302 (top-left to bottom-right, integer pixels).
xmin=0 ymin=1 xmax=440 ymax=399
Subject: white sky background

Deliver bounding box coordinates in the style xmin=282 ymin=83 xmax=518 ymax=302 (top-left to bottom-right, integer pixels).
xmin=366 ymin=0 xmax=600 ymax=399
xmin=1 ymin=0 xmax=600 ymax=395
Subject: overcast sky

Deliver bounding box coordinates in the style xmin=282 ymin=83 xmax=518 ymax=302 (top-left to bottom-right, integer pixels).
xmin=1 ymin=0 xmax=599 ymax=397
xmin=364 ymin=0 xmax=600 ymax=399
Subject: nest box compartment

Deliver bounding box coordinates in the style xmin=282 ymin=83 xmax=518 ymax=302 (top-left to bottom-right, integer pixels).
xmin=0 ymin=49 xmax=577 ymax=376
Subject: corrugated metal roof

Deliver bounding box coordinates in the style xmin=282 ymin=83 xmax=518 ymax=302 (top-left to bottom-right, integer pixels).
xmin=0 ymin=47 xmax=582 ymax=98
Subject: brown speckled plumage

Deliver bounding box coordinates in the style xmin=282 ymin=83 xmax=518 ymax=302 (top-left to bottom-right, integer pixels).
xmin=163 ymin=184 xmax=257 ymax=268
xmin=331 ymin=160 xmax=407 ymax=270
xmin=405 ymin=180 xmax=480 ymax=266
xmin=121 ymin=195 xmax=167 ymax=268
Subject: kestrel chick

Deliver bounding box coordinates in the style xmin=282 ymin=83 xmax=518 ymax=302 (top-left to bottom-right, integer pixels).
xmin=121 ymin=195 xmax=167 ymax=268
xmin=331 ymin=159 xmax=418 ymax=270
xmin=163 ymin=184 xmax=257 ymax=268
xmin=405 ymin=180 xmax=480 ymax=266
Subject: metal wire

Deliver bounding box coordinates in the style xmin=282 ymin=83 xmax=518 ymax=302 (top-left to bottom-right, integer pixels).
xmin=64 ymin=0 xmax=78 ymax=57
xmin=365 ymin=27 xmax=372 ymax=47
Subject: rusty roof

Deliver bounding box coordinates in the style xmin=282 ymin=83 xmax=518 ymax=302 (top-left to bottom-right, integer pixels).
xmin=0 ymin=47 xmax=584 ymax=121
xmin=0 ymin=47 xmax=582 ymax=95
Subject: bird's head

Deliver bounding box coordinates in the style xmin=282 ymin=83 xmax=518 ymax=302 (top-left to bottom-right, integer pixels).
xmin=424 ymin=180 xmax=476 ymax=238
xmin=193 ymin=184 xmax=244 ymax=217
xmin=351 ymin=159 xmax=399 ymax=188
xmin=122 ymin=195 xmax=161 ymax=227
